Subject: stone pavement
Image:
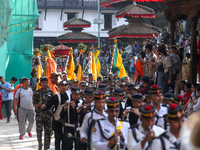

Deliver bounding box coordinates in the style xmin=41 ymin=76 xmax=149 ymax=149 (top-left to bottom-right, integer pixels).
xmin=0 ymin=118 xmax=55 ymax=150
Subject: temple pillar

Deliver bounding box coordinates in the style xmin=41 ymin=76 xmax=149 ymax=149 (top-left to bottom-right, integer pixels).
xmin=189 ymin=17 xmax=198 ymax=83
xmin=170 ymin=20 xmax=176 ymax=45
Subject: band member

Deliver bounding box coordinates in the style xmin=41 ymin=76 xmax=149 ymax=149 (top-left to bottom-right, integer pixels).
xmin=123 ymin=93 xmax=144 ymax=126
xmin=75 ymin=89 xmax=94 ymax=150
xmin=113 ymin=88 xmax=126 ymax=119
xmin=61 ymin=87 xmax=82 ymax=150
xmin=172 ymin=95 xmax=185 ymax=106
xmin=126 ymin=84 xmax=138 ymax=107
xmin=119 ymin=82 xmax=127 ymax=93
xmin=41 ymin=80 xmax=70 ymax=150
xmin=151 ymin=103 xmax=184 ymax=150
xmin=92 ymin=97 xmax=130 ymax=150
xmin=145 ymin=91 xmax=152 ymax=104
xmin=150 ymin=85 xmax=168 ymax=129
xmin=127 ymin=104 xmax=165 ymax=150
xmin=163 ymin=92 xmax=174 ymax=106
xmin=80 ymin=90 xmax=107 ymax=148
xmin=79 ymin=81 xmax=88 ymax=99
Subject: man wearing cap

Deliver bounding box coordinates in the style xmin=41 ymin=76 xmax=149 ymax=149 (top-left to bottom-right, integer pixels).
xmin=145 ymin=91 xmax=152 ymax=104
xmin=127 ymin=104 xmax=165 ymax=150
xmin=62 ymin=72 xmax=68 ymax=81
xmin=49 ymin=73 xmax=59 ymax=95
xmin=124 ymin=76 xmax=130 ymax=84
xmin=126 ymin=84 xmax=138 ymax=107
xmin=81 ymin=74 xmax=87 ymax=82
xmin=123 ymin=93 xmax=144 ymax=126
xmin=173 ymin=95 xmax=185 ymax=106
xmin=92 ymin=97 xmax=130 ymax=150
xmin=70 ymin=79 xmax=79 ymax=88
xmin=97 ymin=84 xmax=107 ymax=92
xmin=60 ymin=87 xmax=82 ymax=150
xmin=88 ymin=73 xmax=96 ymax=87
xmin=119 ymin=82 xmax=127 ymax=93
xmin=108 ymin=73 xmax=116 ymax=91
xmin=113 ymin=88 xmax=127 ymax=119
xmin=41 ymin=80 xmax=70 ymax=150
xmin=75 ymin=89 xmax=94 ymax=150
xmin=79 ymin=81 xmax=87 ymax=99
xmin=80 ymin=90 xmax=107 ymax=149
xmin=97 ymin=76 xmax=103 ymax=86
xmin=33 ymin=77 xmax=54 ymax=150
xmin=150 ymin=85 xmax=168 ymax=129
xmin=151 ymin=103 xmax=184 ymax=150
xmin=140 ymin=76 xmax=150 ymax=95
xmin=163 ymin=92 xmax=174 ymax=106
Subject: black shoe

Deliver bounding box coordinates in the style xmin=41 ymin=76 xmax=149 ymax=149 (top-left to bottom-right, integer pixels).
xmin=7 ymin=120 xmax=10 ymax=123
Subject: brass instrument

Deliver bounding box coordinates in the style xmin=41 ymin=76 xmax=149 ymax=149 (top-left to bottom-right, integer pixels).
xmin=76 ymin=104 xmax=94 ymax=110
xmin=180 ymin=111 xmax=200 ymax=150
xmin=114 ymin=117 xmax=120 ymax=150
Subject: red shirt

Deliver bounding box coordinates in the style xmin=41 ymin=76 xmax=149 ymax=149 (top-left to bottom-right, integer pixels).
xmin=140 ymin=86 xmax=150 ymax=95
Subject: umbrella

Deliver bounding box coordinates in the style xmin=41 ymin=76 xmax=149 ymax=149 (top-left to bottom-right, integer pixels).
xmin=53 ymin=44 xmax=70 ymax=58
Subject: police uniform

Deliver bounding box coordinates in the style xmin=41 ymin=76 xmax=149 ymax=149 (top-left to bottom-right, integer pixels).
xmin=127 ymin=104 xmax=165 ymax=150
xmin=44 ymin=80 xmax=70 ymax=150
xmin=173 ymin=95 xmax=185 ymax=106
xmin=127 ymin=93 xmax=145 ymax=126
xmin=150 ymin=85 xmax=168 ymax=129
xmin=92 ymin=97 xmax=130 ymax=150
xmin=80 ymin=90 xmax=107 ymax=150
xmin=60 ymin=87 xmax=82 ymax=150
xmin=79 ymin=81 xmax=88 ymax=99
xmin=126 ymin=84 xmax=136 ymax=107
xmin=88 ymin=73 xmax=97 ymax=88
xmin=75 ymin=89 xmax=95 ymax=150
xmin=151 ymin=103 xmax=184 ymax=150
xmin=113 ymin=88 xmax=127 ymax=119
xmin=33 ymin=77 xmax=54 ymax=150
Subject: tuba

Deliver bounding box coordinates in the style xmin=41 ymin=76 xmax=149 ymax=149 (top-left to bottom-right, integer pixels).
xmin=180 ymin=111 xmax=200 ymax=150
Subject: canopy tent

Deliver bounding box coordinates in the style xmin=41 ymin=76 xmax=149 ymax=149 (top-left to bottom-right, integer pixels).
xmin=53 ymin=44 xmax=70 ymax=57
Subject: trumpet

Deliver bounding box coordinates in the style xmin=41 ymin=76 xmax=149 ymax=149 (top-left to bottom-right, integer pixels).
xmin=76 ymin=104 xmax=94 ymax=110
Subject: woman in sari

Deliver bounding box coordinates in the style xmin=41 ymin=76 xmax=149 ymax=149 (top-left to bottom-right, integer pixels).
xmin=133 ymin=52 xmax=145 ymax=84
xmin=184 ymin=83 xmax=198 ymax=117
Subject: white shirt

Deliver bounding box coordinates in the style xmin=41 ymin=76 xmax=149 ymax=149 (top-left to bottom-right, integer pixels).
xmin=125 ymin=45 xmax=133 ymax=54
xmin=127 ymin=124 xmax=165 ymax=150
xmin=151 ymin=103 xmax=168 ymax=129
xmin=9 ymin=82 xmax=14 ymax=100
xmin=193 ymin=97 xmax=200 ymax=111
xmin=151 ymin=131 xmax=180 ymax=150
xmin=80 ymin=109 xmax=107 ymax=140
xmin=92 ymin=118 xmax=130 ymax=150
xmin=14 ymin=87 xmax=33 ymax=110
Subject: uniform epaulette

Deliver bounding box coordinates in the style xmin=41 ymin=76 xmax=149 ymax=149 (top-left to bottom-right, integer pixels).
xmin=129 ymin=124 xmax=139 ymax=129
xmin=161 ymin=103 xmax=169 ymax=107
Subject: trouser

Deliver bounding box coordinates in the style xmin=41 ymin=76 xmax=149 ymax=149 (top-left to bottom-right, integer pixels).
xmin=75 ymin=131 xmax=87 ymax=150
xmin=53 ymin=120 xmax=65 ymax=150
xmin=36 ymin=113 xmax=52 ymax=150
xmin=163 ymin=73 xmax=177 ymax=94
xmin=18 ymin=107 xmax=34 ymax=137
xmin=2 ymin=100 xmax=11 ymax=121
xmin=157 ymin=71 xmax=164 ymax=89
xmin=64 ymin=126 xmax=75 ymax=150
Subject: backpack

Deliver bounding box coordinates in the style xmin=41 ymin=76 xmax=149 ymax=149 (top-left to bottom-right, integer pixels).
xmin=170 ymin=55 xmax=180 ymax=74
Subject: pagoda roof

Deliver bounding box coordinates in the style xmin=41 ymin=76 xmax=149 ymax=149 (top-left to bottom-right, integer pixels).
xmin=58 ymin=32 xmax=97 ymax=43
xmin=63 ymin=18 xmax=91 ymax=28
xmin=100 ymin=0 xmax=163 ymax=8
xmin=116 ymin=3 xmax=155 ymax=18
xmin=108 ymin=22 xmax=161 ymax=39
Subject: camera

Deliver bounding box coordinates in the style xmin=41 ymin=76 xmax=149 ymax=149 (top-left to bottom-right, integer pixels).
xmin=0 ymin=86 xmax=3 ymax=89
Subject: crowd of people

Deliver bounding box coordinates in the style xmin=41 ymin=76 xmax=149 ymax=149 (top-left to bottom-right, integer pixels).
xmin=1 ymin=25 xmax=200 ymax=150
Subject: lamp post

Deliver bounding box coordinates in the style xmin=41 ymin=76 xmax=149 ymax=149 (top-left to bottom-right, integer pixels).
xmin=97 ymin=0 xmax=100 ymax=46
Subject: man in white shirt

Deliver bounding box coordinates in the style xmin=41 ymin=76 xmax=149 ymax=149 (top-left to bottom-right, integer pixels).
xmin=92 ymin=97 xmax=130 ymax=150
xmin=14 ymin=78 xmax=34 ymax=140
xmin=154 ymin=31 xmax=162 ymax=45
xmin=127 ymin=104 xmax=165 ymax=150
xmin=9 ymin=77 xmax=18 ymax=118
xmin=151 ymin=103 xmax=184 ymax=150
xmin=125 ymin=43 xmax=133 ymax=54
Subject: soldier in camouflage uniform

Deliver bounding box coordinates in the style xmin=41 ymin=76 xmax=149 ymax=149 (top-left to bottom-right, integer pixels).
xmin=87 ymin=73 xmax=97 ymax=88
xmin=33 ymin=77 xmax=54 ymax=150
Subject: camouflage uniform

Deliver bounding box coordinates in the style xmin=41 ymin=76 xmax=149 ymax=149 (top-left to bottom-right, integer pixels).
xmin=33 ymin=88 xmax=54 ymax=150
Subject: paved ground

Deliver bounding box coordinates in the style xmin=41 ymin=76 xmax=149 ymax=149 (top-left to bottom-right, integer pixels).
xmin=0 ymin=118 xmax=55 ymax=150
